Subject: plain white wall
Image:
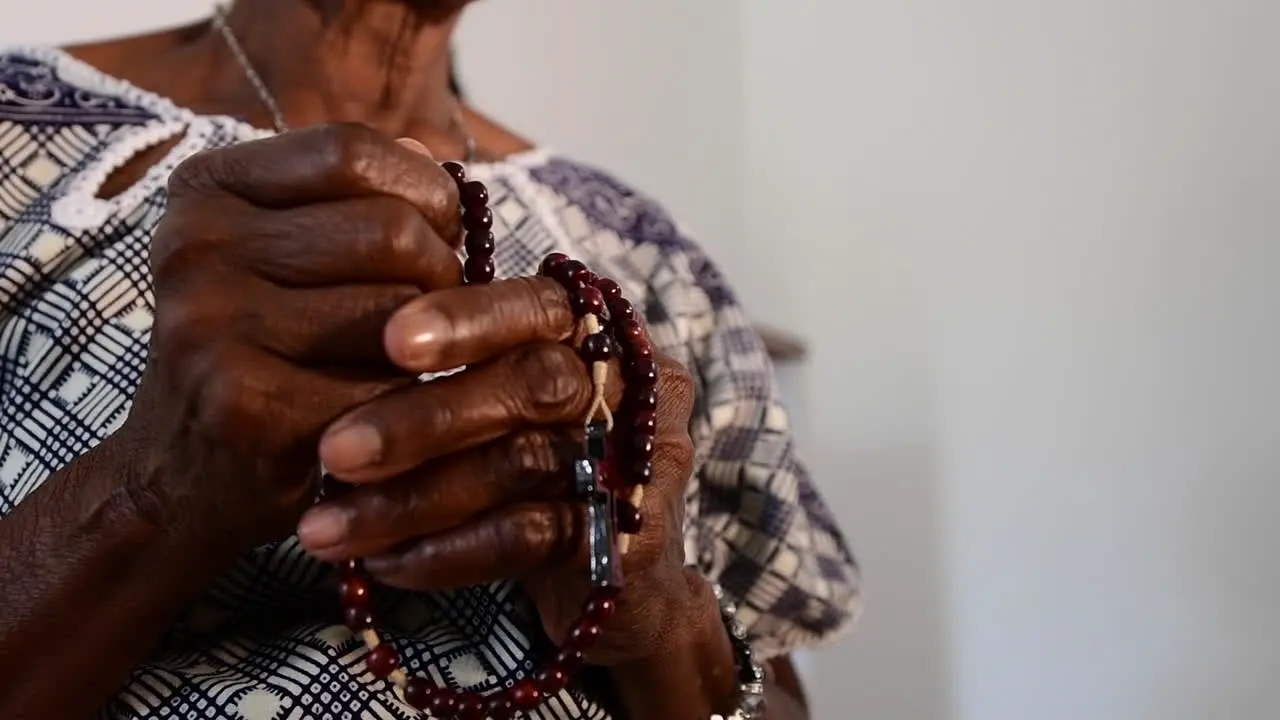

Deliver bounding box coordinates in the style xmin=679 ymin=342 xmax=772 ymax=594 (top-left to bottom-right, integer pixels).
xmin=3 ymin=0 xmax=206 ymax=44
xmin=13 ymin=2 xmax=1280 ymax=720
xmin=745 ymin=2 xmax=1280 ymax=720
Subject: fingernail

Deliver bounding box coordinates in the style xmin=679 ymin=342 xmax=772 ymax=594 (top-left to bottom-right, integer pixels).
xmin=386 ymin=307 xmax=449 ymax=370
xmin=396 ymin=137 xmax=432 ymax=156
xmin=297 ymin=506 xmax=351 ymax=549
xmin=320 ymin=423 xmax=383 ymax=472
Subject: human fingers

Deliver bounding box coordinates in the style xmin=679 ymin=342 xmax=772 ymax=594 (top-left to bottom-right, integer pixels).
xmin=318 ymin=341 xmax=622 ymax=482
xmin=298 ymin=430 xmax=572 ymax=559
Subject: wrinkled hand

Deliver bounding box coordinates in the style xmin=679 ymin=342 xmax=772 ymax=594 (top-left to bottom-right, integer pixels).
xmin=298 ymin=276 xmax=699 ymax=664
xmin=120 ymin=123 xmax=465 ymax=551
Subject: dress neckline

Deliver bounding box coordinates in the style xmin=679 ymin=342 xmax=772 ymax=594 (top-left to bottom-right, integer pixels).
xmin=0 ymin=44 xmax=553 ymax=232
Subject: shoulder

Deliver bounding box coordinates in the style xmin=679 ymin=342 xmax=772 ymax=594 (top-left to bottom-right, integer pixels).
xmin=506 ymin=153 xmax=738 ymax=316
xmin=522 ymin=155 xmax=691 ymax=258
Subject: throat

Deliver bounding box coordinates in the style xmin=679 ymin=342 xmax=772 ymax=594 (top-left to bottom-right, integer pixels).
xmin=291 ymin=9 xmax=454 ymax=128
xmin=207 ymin=0 xmax=461 ymax=137
xmin=67 ymin=1 xmax=534 ymax=168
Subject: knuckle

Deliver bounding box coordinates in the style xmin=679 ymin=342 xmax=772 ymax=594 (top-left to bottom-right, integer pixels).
xmin=510 ymin=343 xmax=587 ymax=417
xmin=152 ymin=293 xmax=235 ymax=371
xmin=496 ymin=507 xmax=553 ymax=561
xmin=485 ymin=431 xmax=564 ymax=499
xmin=520 ymin=277 xmax=573 ymax=338
xmin=369 ymin=197 xmax=461 ymax=290
xmin=151 ymin=299 xmax=204 ymax=356
xmin=152 ymin=265 xmax=235 ymax=345
xmin=117 ymin=478 xmax=173 ymax=530
xmin=194 ymin=346 xmax=253 ymax=432
xmin=150 ymin=236 xmax=213 ymax=293
xmin=377 ymin=196 xmax=432 ymax=262
xmin=498 ymin=505 xmax=577 ymax=565
xmin=320 ymin=122 xmax=384 ymax=185
xmin=152 ymin=206 xmax=243 ymax=286
xmin=505 ymin=430 xmax=561 ymax=475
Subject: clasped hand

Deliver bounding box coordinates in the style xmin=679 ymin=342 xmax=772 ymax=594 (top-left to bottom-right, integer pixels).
xmin=126 ymin=124 xmax=697 ymax=664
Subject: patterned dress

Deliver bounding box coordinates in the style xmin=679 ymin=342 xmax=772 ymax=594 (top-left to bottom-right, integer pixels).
xmin=0 ymin=46 xmax=859 ymax=720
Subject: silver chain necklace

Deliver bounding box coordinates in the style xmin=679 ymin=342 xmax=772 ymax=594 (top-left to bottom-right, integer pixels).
xmin=210 ymin=3 xmax=477 ymax=162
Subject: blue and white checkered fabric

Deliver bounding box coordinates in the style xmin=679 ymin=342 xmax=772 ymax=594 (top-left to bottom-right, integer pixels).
xmin=0 ymin=46 xmax=859 ymax=720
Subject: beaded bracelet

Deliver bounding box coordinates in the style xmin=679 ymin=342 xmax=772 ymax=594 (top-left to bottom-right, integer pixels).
xmin=328 ymin=161 xmax=659 ymax=719
xmin=709 ymin=583 xmax=769 ymax=720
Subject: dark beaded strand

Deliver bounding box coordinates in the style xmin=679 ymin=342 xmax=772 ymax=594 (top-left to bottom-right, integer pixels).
xmin=445 ymin=161 xmax=496 ymax=285
xmin=611 ymin=319 xmax=658 ymax=492
xmin=336 ymin=165 xmax=656 ymax=719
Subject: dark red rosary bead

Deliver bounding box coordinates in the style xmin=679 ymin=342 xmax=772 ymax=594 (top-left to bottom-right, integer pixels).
xmin=571 ymin=286 xmax=606 ymax=317
xmin=554 ymin=647 xmax=586 ymax=670
xmin=464 ymin=230 xmax=495 ymax=257
xmin=631 ymin=460 xmax=654 ymax=486
xmin=609 ymin=298 xmax=638 ymax=324
xmin=633 ymin=386 xmax=658 ymax=412
xmin=634 ymin=456 xmax=655 ymax=484
xmin=343 ymin=606 xmax=375 ymax=632
xmin=535 ymin=664 xmax=571 ymax=695
xmin=628 ymin=337 xmax=655 ymax=360
xmin=627 ymin=357 xmax=660 ymax=385
xmin=632 ymin=433 xmax=656 ymax=459
xmin=464 ymin=256 xmax=496 ymax=284
xmin=459 ymin=180 xmax=489 ymax=210
xmin=510 ymin=679 xmax=542 ymax=710
xmin=550 ymin=259 xmax=589 ymax=285
xmin=442 ymin=161 xmax=467 ymax=184
xmin=567 ymin=620 xmax=603 ymax=650
xmin=338 ymin=558 xmax=362 ymax=577
xmin=462 ymin=206 xmax=493 ymax=233
xmin=486 ymin=694 xmax=517 ymax=720
xmin=539 ymin=252 xmax=570 ymax=275
xmin=616 ymin=500 xmax=644 ymax=534
xmin=633 ymin=410 xmax=657 ymax=435
xmin=581 ymin=333 xmax=613 ymax=362
xmin=598 ymin=450 xmax=618 ymax=489
xmin=618 ymin=319 xmax=645 ymax=344
xmin=456 ymin=694 xmax=486 ymax=720
xmin=339 ymin=576 xmax=372 ymax=607
xmin=404 ymin=676 xmax=435 ymax=708
xmin=428 ymin=689 xmax=459 ymax=715
xmin=366 ymin=645 xmax=401 ymax=677
xmin=594 ymin=276 xmax=623 ymax=303
xmin=585 ymin=595 xmax=618 ymax=623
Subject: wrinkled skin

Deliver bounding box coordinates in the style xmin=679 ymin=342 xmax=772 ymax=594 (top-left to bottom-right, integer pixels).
xmin=134 ymin=123 xmax=699 ymax=661
xmin=0 ymin=1 xmax=811 ymax=717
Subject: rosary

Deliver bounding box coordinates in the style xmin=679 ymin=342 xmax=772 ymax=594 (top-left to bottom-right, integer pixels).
xmin=211 ymin=5 xmax=765 ymax=719
xmin=332 ymin=160 xmax=651 ymax=718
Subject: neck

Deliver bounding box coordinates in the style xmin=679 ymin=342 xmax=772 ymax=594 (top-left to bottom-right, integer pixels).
xmin=211 ymin=0 xmax=462 ymax=140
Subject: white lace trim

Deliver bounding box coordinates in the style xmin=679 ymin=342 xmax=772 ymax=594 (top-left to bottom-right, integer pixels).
xmin=50 ymin=119 xmax=186 ymax=231
xmin=1 ymin=43 xmax=556 ymax=232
